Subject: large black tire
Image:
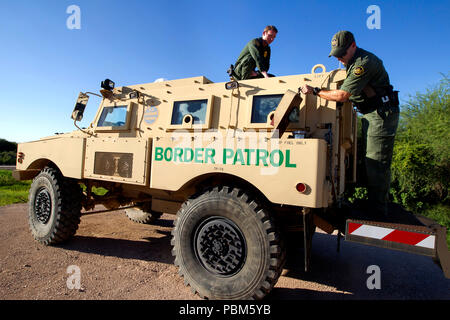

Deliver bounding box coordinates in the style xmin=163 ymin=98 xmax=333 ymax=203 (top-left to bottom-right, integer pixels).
xmin=171 ymin=186 xmax=285 ymax=300
xmin=28 ymin=167 xmax=82 ymax=245
xmin=125 ymin=202 xmax=162 ymax=224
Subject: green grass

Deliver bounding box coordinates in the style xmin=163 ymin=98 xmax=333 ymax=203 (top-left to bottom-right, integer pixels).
xmin=0 ymin=170 xmax=108 ymax=207
xmin=0 ymin=170 xmax=31 ymax=206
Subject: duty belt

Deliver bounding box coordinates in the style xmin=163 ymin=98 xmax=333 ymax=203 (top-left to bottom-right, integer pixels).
xmin=355 ymin=88 xmax=400 ymax=119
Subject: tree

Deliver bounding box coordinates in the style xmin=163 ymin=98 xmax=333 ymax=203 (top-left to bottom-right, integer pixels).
xmin=0 ymin=139 xmax=17 ymax=152
xmin=0 ymin=139 xmax=17 ymax=165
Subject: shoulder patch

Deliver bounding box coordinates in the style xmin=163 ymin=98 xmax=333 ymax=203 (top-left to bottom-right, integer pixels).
xmin=331 ymin=38 xmax=338 ymax=47
xmin=264 ymin=51 xmax=268 ymax=58
xmin=354 ymin=66 xmax=364 ymax=76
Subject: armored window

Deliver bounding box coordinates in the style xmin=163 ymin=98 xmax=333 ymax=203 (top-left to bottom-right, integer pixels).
xmin=171 ymin=99 xmax=208 ymax=125
xmin=168 ymin=96 xmax=214 ymax=130
xmin=97 ymin=106 xmax=128 ymax=127
xmin=251 ymin=94 xmax=283 ymax=123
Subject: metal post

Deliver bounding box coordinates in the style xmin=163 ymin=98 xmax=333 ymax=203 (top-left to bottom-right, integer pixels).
xmin=303 ymin=207 xmax=314 ymax=272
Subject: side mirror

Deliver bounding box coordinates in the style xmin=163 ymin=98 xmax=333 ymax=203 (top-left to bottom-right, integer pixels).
xmin=225 ymin=81 xmax=239 ymax=90
xmin=71 ymin=92 xmax=89 ymax=121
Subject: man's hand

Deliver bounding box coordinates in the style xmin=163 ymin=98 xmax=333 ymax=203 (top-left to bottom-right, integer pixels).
xmin=300 ymin=84 xmax=351 ymax=102
xmin=250 ymin=70 xmax=270 ymax=78
xmin=300 ymin=85 xmax=313 ymax=94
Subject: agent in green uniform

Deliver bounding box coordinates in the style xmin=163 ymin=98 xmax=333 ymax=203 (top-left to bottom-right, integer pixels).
xmin=301 ymin=31 xmax=399 ymax=217
xmin=232 ymin=25 xmax=278 ymax=80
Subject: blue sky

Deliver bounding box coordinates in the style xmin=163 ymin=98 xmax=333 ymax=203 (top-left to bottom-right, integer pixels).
xmin=0 ymin=0 xmax=449 ymax=143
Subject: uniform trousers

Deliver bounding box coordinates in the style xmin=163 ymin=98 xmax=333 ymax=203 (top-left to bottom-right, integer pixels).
xmin=360 ymin=107 xmax=399 ymax=215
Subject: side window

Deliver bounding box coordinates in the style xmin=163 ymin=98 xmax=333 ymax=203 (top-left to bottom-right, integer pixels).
xmin=98 ymin=106 xmax=128 ymax=127
xmin=251 ymin=94 xmax=283 ymax=123
xmin=168 ymin=96 xmax=214 ymax=130
xmin=171 ymin=99 xmax=208 ymax=125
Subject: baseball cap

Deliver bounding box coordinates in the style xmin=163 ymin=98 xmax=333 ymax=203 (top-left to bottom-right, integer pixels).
xmin=328 ymin=31 xmax=355 ymax=57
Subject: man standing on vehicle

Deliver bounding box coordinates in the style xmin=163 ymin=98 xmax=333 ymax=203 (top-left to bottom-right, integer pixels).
xmin=300 ymin=30 xmax=399 ymax=218
xmin=231 ymin=25 xmax=278 ymax=80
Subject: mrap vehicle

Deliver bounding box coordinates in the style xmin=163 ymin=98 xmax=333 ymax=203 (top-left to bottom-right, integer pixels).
xmin=13 ymin=65 xmax=449 ymax=299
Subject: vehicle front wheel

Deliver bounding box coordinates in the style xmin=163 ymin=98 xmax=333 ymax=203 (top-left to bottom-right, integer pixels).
xmin=171 ymin=186 xmax=285 ymax=300
xmin=28 ymin=167 xmax=82 ymax=245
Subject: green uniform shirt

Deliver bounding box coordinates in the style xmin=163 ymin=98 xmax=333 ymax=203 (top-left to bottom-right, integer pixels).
xmin=234 ymin=37 xmax=271 ymax=80
xmin=340 ymin=48 xmax=390 ymax=105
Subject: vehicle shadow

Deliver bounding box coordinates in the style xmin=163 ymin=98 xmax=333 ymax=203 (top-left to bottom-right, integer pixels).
xmin=58 ymin=229 xmax=175 ymax=265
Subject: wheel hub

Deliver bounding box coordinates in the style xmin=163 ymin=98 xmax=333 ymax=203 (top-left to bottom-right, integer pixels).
xmin=35 ymin=187 xmax=52 ymax=224
xmin=194 ymin=217 xmax=246 ymax=276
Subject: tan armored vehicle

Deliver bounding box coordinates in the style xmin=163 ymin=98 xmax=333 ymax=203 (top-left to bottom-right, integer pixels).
xmin=14 ymin=65 xmax=449 ymax=299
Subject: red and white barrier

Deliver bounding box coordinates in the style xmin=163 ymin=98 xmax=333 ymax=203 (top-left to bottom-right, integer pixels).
xmin=347 ymin=222 xmax=435 ymax=249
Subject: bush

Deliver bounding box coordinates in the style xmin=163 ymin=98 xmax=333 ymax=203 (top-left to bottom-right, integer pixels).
xmin=390 ymin=75 xmax=449 ymax=211
xmin=390 ymin=143 xmax=447 ymax=210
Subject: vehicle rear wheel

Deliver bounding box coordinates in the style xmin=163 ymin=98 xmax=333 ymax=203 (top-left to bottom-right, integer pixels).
xmin=125 ymin=202 xmax=162 ymax=224
xmin=28 ymin=167 xmax=82 ymax=245
xmin=171 ymin=186 xmax=285 ymax=300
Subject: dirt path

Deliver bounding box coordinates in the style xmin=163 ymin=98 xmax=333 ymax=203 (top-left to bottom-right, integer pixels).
xmin=1 ymin=203 xmax=449 ymax=300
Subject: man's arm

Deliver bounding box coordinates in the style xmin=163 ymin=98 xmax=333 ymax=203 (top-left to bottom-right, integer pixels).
xmin=317 ymin=89 xmax=351 ymax=102
xmin=301 ymin=85 xmax=351 ymax=102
